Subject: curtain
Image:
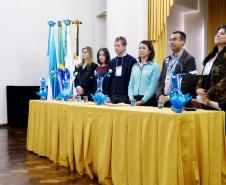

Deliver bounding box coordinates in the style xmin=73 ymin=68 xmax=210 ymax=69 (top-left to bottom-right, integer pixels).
xmin=208 ymin=0 xmax=226 ymax=52
xmin=148 ymin=0 xmax=174 ymax=65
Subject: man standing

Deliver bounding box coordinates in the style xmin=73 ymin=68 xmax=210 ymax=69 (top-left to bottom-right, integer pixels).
xmin=156 ymin=31 xmax=197 ymax=107
xmin=109 ymin=36 xmax=137 ymax=104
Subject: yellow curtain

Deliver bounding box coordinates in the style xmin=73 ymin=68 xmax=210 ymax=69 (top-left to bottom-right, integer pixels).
xmin=208 ymin=0 xmax=226 ymax=52
xmin=148 ymin=0 xmax=174 ymax=65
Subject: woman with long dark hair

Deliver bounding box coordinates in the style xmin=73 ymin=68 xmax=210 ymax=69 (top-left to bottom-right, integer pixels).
xmin=128 ymin=40 xmax=160 ymax=106
xmin=196 ymin=25 xmax=226 ymax=111
xmin=95 ymin=48 xmax=111 ymax=95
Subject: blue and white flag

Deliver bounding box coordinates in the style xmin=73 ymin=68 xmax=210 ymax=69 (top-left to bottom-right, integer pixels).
xmin=47 ymin=21 xmax=59 ymax=100
xmin=63 ymin=20 xmax=74 ymax=96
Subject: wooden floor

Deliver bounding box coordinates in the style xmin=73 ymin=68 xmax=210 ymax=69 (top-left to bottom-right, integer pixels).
xmin=0 ymin=127 xmax=99 ymax=185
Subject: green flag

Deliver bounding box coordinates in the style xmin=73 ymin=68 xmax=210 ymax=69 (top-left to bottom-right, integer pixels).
xmin=57 ymin=21 xmax=65 ymax=70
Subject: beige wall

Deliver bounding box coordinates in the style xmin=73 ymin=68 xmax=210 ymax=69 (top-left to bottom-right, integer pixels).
xmin=0 ymin=0 xmax=94 ymax=124
xmin=167 ymin=0 xmax=207 ymax=73
xmin=106 ymin=0 xmax=148 ymax=59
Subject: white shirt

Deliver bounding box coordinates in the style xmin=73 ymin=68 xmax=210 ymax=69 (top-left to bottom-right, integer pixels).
xmin=203 ymin=54 xmax=217 ymax=75
xmin=164 ymin=49 xmax=184 ymax=95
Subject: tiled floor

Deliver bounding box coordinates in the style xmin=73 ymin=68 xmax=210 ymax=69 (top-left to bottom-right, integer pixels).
xmin=0 ymin=127 xmax=99 ymax=185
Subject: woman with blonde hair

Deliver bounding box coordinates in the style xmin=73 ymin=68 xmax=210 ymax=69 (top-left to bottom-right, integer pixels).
xmin=74 ymin=47 xmax=97 ymax=101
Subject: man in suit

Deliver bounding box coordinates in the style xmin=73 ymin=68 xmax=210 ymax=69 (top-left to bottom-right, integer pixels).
xmin=156 ymin=31 xmax=197 ymax=107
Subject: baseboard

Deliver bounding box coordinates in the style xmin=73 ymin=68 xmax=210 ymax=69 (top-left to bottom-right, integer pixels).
xmin=0 ymin=123 xmax=8 ymax=127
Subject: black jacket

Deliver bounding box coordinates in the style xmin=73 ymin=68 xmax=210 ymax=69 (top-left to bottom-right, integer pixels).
xmin=109 ymin=54 xmax=136 ymax=95
xmin=196 ymin=46 xmax=226 ymax=110
xmin=156 ymin=49 xmax=196 ymax=98
xmin=74 ymin=63 xmax=98 ymax=97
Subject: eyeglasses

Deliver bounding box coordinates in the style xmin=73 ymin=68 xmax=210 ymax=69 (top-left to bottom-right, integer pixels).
xmin=169 ymin=38 xmax=183 ymax=42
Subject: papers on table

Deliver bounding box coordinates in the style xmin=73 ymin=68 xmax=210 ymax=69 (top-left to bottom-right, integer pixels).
xmin=196 ymin=95 xmax=221 ymax=110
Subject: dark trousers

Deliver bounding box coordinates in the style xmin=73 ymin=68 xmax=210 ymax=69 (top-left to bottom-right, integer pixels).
xmin=111 ymin=94 xmax=130 ymax=104
xmin=134 ymin=95 xmax=157 ymax=106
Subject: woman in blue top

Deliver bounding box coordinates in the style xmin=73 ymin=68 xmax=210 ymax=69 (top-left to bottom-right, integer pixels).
xmin=128 ymin=40 xmax=161 ymax=106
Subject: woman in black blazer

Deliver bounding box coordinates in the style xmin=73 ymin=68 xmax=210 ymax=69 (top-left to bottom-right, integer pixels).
xmin=74 ymin=47 xmax=98 ymax=101
xmin=196 ymin=25 xmax=226 ymax=111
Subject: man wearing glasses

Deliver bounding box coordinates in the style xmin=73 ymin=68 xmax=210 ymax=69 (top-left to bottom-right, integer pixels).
xmin=156 ymin=31 xmax=197 ymax=107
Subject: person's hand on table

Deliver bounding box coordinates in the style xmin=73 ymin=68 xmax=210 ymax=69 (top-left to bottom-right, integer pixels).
xmin=158 ymin=95 xmax=168 ymax=104
xmin=76 ymin=86 xmax=84 ymax=95
xmin=136 ymin=100 xmax=144 ymax=106
xmin=202 ymin=97 xmax=210 ymax=105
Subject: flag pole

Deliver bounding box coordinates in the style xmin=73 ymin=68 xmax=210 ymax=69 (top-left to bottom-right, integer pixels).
xmin=72 ymin=20 xmax=82 ymax=62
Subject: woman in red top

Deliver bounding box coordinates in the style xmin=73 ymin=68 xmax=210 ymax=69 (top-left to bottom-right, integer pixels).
xmin=95 ymin=48 xmax=111 ymax=95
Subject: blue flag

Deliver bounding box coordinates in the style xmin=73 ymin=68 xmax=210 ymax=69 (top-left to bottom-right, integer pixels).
xmin=47 ymin=21 xmax=59 ymax=99
xmin=63 ymin=20 xmax=74 ymax=96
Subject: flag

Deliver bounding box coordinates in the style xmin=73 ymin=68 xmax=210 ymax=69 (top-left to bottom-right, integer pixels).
xmin=57 ymin=21 xmax=65 ymax=70
xmin=57 ymin=21 xmax=65 ymax=92
xmin=63 ymin=20 xmax=74 ymax=96
xmin=47 ymin=21 xmax=59 ymax=100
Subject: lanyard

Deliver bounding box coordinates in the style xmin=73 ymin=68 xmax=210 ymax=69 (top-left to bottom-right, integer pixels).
xmin=115 ymin=57 xmax=124 ymax=68
xmin=167 ymin=57 xmax=177 ymax=73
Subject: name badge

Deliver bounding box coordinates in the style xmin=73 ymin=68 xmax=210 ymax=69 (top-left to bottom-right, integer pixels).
xmin=115 ymin=66 xmax=122 ymax=77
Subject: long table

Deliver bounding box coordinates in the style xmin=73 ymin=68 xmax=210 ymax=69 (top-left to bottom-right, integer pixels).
xmin=27 ymin=100 xmax=226 ymax=185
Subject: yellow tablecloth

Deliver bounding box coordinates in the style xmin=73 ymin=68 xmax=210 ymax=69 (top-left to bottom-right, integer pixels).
xmin=27 ymin=100 xmax=226 ymax=185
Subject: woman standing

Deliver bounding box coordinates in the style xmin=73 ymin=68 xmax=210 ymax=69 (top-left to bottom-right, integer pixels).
xmin=196 ymin=25 xmax=226 ymax=111
xmin=95 ymin=48 xmax=111 ymax=96
xmin=128 ymin=40 xmax=160 ymax=106
xmin=74 ymin=47 xmax=98 ymax=101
